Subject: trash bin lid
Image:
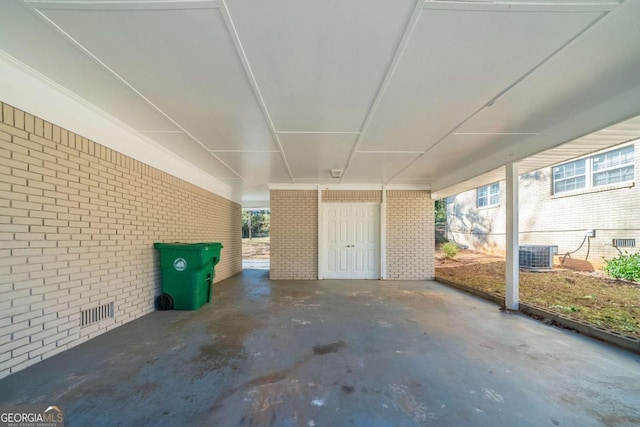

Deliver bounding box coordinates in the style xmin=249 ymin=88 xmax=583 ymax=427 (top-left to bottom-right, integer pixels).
xmin=154 ymin=242 xmax=223 ymax=250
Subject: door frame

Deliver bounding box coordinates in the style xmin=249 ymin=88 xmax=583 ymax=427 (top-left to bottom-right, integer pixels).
xmin=318 ymin=200 xmax=384 ymax=280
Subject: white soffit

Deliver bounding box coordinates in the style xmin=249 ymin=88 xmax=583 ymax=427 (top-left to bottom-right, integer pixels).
xmin=0 ymin=52 xmax=240 ymax=203
xmin=431 ymin=0 xmax=640 ymax=193
xmin=395 ymin=134 xmax=526 ymax=182
xmin=214 ymin=152 xmax=291 ymax=185
xmin=359 ymin=5 xmax=606 ymax=152
xmin=4 ymin=0 xmax=637 ymax=207
xmin=37 ymin=5 xmax=278 ymax=152
xmin=456 ymin=11 xmax=638 ymax=136
xmin=279 ymin=133 xmax=357 ymax=180
xmin=225 ymin=0 xmax=416 ymax=132
xmin=0 ymin=0 xmax=175 ymax=132
xmin=343 ymin=153 xmax=421 ymax=184
xmin=139 ymin=131 xmax=240 ymax=180
xmin=432 ymin=114 xmax=640 ymax=199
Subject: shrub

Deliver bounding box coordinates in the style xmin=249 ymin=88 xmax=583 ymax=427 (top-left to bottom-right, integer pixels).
xmin=441 ymin=242 xmax=459 ymax=259
xmin=603 ymin=252 xmax=640 ymax=282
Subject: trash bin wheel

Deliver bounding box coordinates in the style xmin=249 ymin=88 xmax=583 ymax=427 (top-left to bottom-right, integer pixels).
xmin=156 ymin=293 xmax=174 ymax=310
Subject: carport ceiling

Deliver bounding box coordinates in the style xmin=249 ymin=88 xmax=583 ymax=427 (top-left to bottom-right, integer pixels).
xmin=3 ymin=0 xmax=640 ymax=205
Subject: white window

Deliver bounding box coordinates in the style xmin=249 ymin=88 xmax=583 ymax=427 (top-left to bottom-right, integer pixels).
xmin=592 ymin=145 xmax=634 ymax=187
xmin=553 ymin=159 xmax=586 ymax=194
xmin=552 ymin=145 xmax=635 ymax=195
xmin=477 ymin=183 xmax=500 ymax=208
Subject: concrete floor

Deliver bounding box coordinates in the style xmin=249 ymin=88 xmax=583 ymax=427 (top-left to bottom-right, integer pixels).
xmin=1 ymin=270 xmax=640 ymax=426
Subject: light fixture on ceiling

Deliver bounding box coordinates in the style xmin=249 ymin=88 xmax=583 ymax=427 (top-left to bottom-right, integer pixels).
xmin=330 ymin=169 xmax=343 ymax=179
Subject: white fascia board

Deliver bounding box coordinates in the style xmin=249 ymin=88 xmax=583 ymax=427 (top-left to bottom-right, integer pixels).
xmin=0 ymin=51 xmax=241 ymax=204
xmin=242 ymin=203 xmax=270 ymax=210
xmin=268 ymin=184 xmax=319 ymax=190
xmin=385 ymin=184 xmax=431 ymax=191
xmin=268 ymin=183 xmax=431 ymax=191
xmin=320 ymin=184 xmax=384 ymax=191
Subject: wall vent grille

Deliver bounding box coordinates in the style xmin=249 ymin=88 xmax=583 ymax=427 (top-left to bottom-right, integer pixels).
xmin=519 ymin=245 xmax=557 ymax=271
xmin=612 ymin=239 xmax=635 ymax=248
xmin=81 ymin=302 xmax=114 ymax=327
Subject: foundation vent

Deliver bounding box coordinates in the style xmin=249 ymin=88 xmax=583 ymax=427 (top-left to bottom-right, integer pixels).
xmin=81 ymin=302 xmax=114 ymax=327
xmin=612 ymin=239 xmax=635 ymax=248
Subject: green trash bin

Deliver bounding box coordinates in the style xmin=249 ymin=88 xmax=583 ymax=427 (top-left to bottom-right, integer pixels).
xmin=153 ymin=242 xmax=223 ymax=310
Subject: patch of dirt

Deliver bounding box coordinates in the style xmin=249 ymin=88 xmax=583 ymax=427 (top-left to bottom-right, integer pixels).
xmin=435 ymin=253 xmax=640 ymax=338
xmin=243 ymin=237 xmax=270 ymax=259
xmin=436 ymin=248 xmax=504 ymax=268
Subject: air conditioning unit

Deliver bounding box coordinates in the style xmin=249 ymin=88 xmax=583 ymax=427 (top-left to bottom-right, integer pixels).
xmin=519 ymin=245 xmax=558 ymax=271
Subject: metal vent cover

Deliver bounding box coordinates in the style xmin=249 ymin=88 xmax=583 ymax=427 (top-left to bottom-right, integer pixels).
xmin=612 ymin=239 xmax=636 ymax=248
xmin=81 ymin=302 xmax=114 ymax=328
xmin=519 ymin=245 xmax=557 ymax=271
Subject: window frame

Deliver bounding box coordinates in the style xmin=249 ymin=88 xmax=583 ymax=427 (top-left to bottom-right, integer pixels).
xmin=552 ymin=158 xmax=587 ymax=194
xmin=552 ymin=144 xmax=635 ymax=195
xmin=477 ymin=182 xmax=500 ymax=208
xmin=591 ymin=145 xmax=635 ymax=187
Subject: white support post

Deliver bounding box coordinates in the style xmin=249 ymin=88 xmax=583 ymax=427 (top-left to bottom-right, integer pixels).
xmin=505 ymin=163 xmax=519 ymax=310
xmin=317 ymin=185 xmax=323 ymax=280
xmin=380 ymin=185 xmax=387 ymax=280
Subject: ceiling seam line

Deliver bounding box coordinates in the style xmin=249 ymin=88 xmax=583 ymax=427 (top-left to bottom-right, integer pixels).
xmin=384 ymin=7 xmax=614 ymax=186
xmin=276 ymin=131 xmax=361 ymax=135
xmin=25 ymin=0 xmax=221 ymax=12
xmin=422 ymin=1 xmax=619 ymax=13
xmin=27 ymin=5 xmax=252 ymax=187
xmin=219 ymin=0 xmax=296 ymax=183
xmin=339 ymin=0 xmax=425 ymax=183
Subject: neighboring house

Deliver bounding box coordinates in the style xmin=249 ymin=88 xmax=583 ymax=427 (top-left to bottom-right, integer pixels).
xmin=446 ymin=141 xmax=639 ymax=267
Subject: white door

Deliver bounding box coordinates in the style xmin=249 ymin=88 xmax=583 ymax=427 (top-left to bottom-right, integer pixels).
xmin=324 ymin=204 xmax=379 ymax=279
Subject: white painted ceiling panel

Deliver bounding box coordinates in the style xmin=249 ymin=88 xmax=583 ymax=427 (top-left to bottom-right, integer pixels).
xmin=215 ymin=152 xmax=291 ymax=185
xmin=140 ymin=132 xmax=239 ymax=179
xmin=280 ymin=133 xmax=356 ymax=179
xmin=433 ymin=115 xmax=640 ymax=199
xmin=40 ymin=7 xmax=277 ymax=151
xmin=432 ymin=2 xmax=640 ymax=193
xmin=359 ymin=8 xmax=605 ymax=152
xmin=457 ymin=11 xmax=640 ymax=136
xmin=343 ymin=153 xmax=420 ymax=183
xmin=394 ymin=134 xmax=524 ymax=181
xmin=225 ymin=0 xmax=416 ymax=132
xmin=3 ymin=0 xmax=639 ymax=206
xmin=0 ymin=1 xmax=175 ymax=132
